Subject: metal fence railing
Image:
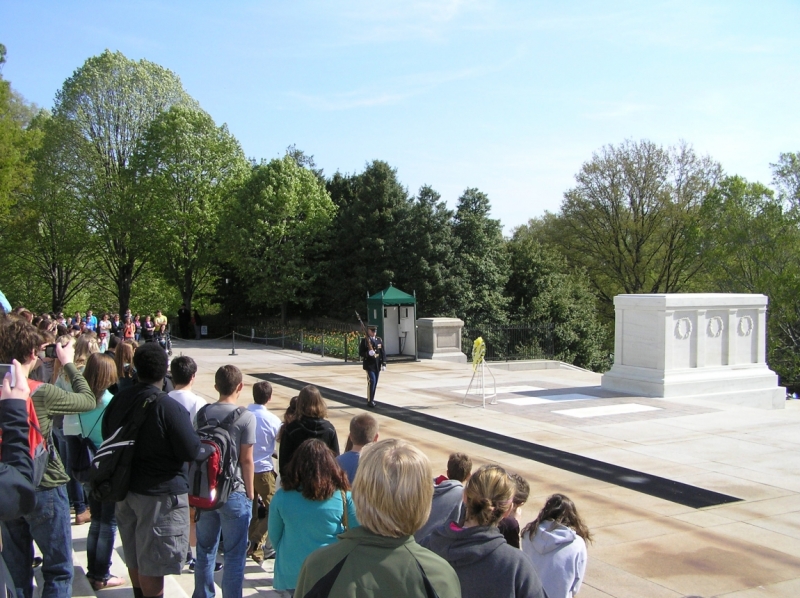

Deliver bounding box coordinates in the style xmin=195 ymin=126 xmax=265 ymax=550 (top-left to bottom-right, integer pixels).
xmin=233 ymin=318 xmax=361 ymax=361
xmin=461 ymin=322 xmax=556 ymax=362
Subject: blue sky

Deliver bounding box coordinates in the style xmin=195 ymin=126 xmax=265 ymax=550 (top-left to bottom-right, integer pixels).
xmin=3 ymin=1 xmax=799 ymax=232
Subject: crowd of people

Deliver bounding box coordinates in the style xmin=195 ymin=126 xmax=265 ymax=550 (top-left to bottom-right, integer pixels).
xmin=0 ymin=304 xmax=593 ymax=598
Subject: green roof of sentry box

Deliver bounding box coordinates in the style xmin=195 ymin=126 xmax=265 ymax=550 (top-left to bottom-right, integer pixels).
xmin=367 ymin=284 xmax=416 ymax=306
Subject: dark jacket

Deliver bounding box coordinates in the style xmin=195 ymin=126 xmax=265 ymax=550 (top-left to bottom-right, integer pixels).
xmin=278 ymin=416 xmax=339 ymax=475
xmin=102 ymin=382 xmax=200 ymax=496
xmin=359 ymin=336 xmax=386 ymax=372
xmin=0 ymin=401 xmax=36 ymax=598
xmin=421 ymin=524 xmax=545 ymax=598
xmin=295 ymin=526 xmax=461 ymax=598
xmin=0 ymin=399 xmax=36 ymax=518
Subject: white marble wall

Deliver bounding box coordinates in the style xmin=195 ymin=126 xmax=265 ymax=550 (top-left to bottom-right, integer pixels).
xmin=602 ymin=294 xmax=785 ymax=409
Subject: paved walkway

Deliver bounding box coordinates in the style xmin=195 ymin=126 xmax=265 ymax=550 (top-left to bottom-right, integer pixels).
xmin=54 ymin=338 xmax=800 ymax=597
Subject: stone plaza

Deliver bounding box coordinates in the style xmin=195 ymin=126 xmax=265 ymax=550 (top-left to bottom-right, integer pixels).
xmin=56 ymin=324 xmax=800 ymax=597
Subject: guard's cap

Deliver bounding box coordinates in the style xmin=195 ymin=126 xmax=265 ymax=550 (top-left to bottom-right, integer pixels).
xmin=368 ymin=325 xmax=378 ymax=331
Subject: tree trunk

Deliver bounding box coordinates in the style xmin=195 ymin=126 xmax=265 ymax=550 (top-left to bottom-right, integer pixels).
xmin=117 ymin=260 xmax=134 ymax=315
xmin=181 ymin=268 xmax=194 ymax=313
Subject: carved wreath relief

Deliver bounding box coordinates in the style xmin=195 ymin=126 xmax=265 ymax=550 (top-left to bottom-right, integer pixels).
xmin=707 ymin=316 xmax=724 ymax=338
xmin=674 ymin=318 xmax=693 ymax=340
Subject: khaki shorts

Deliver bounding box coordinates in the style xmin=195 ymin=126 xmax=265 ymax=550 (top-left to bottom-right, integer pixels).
xmin=116 ymin=492 xmax=189 ymax=577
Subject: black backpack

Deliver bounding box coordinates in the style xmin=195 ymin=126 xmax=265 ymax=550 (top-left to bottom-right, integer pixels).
xmin=188 ymin=405 xmax=244 ymax=511
xmin=89 ymin=390 xmax=163 ymax=502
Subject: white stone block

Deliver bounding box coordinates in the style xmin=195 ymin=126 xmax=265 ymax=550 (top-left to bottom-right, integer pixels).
xmin=601 ymin=294 xmax=785 ymax=409
xmin=417 ymin=318 xmax=467 ymax=363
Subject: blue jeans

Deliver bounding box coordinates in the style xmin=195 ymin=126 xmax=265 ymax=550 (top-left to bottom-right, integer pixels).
xmin=366 ymin=370 xmax=380 ymax=401
xmin=86 ymin=493 xmax=117 ymax=582
xmin=193 ymin=492 xmax=252 ymax=598
xmin=64 ymin=435 xmax=87 ymax=514
xmin=1 ymin=485 xmax=73 ymax=598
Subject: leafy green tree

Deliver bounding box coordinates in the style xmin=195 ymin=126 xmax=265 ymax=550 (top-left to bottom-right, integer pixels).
xmin=53 ymin=50 xmax=195 ymax=313
xmin=506 ymin=226 xmax=608 ymax=369
xmin=393 ymin=185 xmax=459 ymax=317
xmin=0 ymin=43 xmax=42 ymax=219
xmin=699 ymin=175 xmax=800 ymax=388
xmin=544 ymin=140 xmax=720 ymax=317
xmin=5 ymin=114 xmax=97 ymax=311
xmin=220 ymin=155 xmax=336 ymax=322
xmin=321 ymin=161 xmax=412 ymax=318
xmin=132 ymin=105 xmax=248 ymax=311
xmin=450 ymin=187 xmax=509 ymax=327
xmin=772 ymin=152 xmax=800 ymax=206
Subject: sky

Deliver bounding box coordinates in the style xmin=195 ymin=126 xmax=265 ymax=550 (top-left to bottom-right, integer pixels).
xmin=3 ymin=0 xmax=799 ymax=232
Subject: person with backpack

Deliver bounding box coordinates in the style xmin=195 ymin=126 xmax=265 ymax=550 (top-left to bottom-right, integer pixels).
xmin=0 ymin=317 xmax=96 ymax=598
xmin=101 ymin=342 xmax=200 ymax=598
xmin=192 ymin=365 xmax=256 ymax=598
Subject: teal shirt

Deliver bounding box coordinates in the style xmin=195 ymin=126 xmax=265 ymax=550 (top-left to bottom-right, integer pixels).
xmin=78 ymin=390 xmax=112 ymax=447
xmin=268 ymin=487 xmax=359 ymax=590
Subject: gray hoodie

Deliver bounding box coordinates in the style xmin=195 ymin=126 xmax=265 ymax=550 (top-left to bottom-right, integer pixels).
xmin=421 ymin=523 xmax=545 ymax=598
xmin=414 ymin=479 xmax=464 ymax=542
xmin=521 ymin=521 xmax=587 ymax=598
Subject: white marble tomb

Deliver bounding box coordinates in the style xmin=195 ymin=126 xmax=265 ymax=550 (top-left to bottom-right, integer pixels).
xmin=601 ymin=294 xmax=785 ymax=409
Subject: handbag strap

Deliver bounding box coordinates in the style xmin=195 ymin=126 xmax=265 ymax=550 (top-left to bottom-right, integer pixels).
xmin=80 ymin=404 xmax=108 ymax=438
xmin=340 ymin=490 xmax=349 ymax=530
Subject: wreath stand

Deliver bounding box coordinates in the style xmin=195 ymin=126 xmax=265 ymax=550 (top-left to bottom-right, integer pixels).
xmin=461 ymin=337 xmax=497 ymax=408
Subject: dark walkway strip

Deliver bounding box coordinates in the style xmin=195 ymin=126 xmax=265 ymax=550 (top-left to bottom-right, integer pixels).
xmin=256 ymin=373 xmax=741 ymax=509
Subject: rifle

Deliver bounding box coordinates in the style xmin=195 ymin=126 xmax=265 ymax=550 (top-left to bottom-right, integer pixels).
xmin=355 ymin=311 xmax=376 ymax=353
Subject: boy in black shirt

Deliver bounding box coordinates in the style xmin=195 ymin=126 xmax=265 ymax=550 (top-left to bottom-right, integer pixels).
xmin=103 ymin=342 xmax=200 ymax=598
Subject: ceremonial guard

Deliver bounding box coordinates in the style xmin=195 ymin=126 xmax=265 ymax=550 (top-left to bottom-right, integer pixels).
xmin=359 ymin=325 xmax=386 ymax=408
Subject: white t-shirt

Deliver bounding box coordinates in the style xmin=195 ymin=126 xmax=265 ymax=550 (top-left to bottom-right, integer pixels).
xmin=168 ymin=388 xmax=207 ymax=426
xmin=247 ymin=403 xmax=283 ymax=473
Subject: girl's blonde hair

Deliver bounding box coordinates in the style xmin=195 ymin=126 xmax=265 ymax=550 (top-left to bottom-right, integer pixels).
xmin=353 ymin=439 xmax=433 ymax=538
xmin=521 ymin=493 xmax=593 ymax=543
xmin=464 ymin=464 xmax=515 ymax=527
xmin=74 ymin=335 xmax=99 ymax=368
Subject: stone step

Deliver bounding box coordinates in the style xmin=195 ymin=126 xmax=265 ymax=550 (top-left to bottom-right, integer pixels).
xmin=31 ymin=517 xmax=283 ymax=597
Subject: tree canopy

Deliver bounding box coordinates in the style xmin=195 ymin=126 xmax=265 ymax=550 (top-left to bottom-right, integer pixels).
xmin=220 ymin=154 xmax=337 ymax=321
xmin=53 ymin=50 xmax=196 ymax=313
xmin=541 ymin=140 xmax=721 ymax=316
xmin=132 ymin=105 xmax=248 ymax=311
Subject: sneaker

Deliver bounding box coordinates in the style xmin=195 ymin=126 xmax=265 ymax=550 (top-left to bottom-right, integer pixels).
xmin=74 ymin=510 xmax=91 ymax=525
xmin=263 ymin=548 xmax=277 ymax=560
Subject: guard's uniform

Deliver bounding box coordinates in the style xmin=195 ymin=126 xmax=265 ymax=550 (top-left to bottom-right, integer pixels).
xmin=359 ymin=333 xmax=386 ymax=407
